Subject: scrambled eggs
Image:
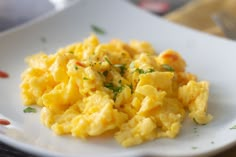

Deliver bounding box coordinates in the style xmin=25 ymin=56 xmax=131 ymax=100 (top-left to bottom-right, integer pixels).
xmin=20 ymin=35 xmax=212 ymax=147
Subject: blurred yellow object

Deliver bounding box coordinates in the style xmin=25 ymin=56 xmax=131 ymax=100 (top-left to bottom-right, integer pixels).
xmin=165 ymin=0 xmax=236 ymax=37
xmin=20 ymin=35 xmax=212 ymax=147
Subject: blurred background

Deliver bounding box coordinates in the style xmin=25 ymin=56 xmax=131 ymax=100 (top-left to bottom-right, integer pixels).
xmin=0 ymin=0 xmax=190 ymax=32
xmin=2 ymin=0 xmax=235 ymax=37
xmin=0 ymin=0 xmax=76 ymax=32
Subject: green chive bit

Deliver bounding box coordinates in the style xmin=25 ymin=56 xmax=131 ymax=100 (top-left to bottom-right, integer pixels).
xmin=135 ymin=68 xmax=154 ymax=74
xmin=230 ymin=125 xmax=236 ymax=129
xmin=192 ymin=146 xmax=198 ymax=150
xmin=104 ymin=82 xmax=124 ymax=100
xmin=104 ymin=82 xmax=114 ymax=89
xmin=91 ymin=25 xmax=106 ymax=35
xmin=114 ymin=64 xmax=126 ymax=76
xmin=135 ymin=68 xmax=145 ymax=74
xmin=146 ymin=68 xmax=155 ymax=73
xmin=193 ymin=118 xmax=200 ymax=125
xmin=83 ymin=77 xmax=89 ymax=80
xmin=104 ymin=57 xmax=112 ymax=65
xmin=23 ymin=107 xmax=37 ymax=113
xmin=161 ymin=64 xmax=175 ymax=72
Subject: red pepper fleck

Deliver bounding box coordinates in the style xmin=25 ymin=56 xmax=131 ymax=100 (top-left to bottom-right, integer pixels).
xmin=0 ymin=70 xmax=9 ymax=78
xmin=0 ymin=119 xmax=10 ymax=125
xmin=138 ymin=0 xmax=170 ymax=14
xmin=76 ymin=61 xmax=86 ymax=67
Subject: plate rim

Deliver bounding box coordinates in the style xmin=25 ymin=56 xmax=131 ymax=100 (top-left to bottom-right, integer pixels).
xmin=0 ymin=0 xmax=236 ymax=156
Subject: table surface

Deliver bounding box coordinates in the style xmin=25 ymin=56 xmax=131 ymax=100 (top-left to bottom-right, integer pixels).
xmin=0 ymin=0 xmax=236 ymax=156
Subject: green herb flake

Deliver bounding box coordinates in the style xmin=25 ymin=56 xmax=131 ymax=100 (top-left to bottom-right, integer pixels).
xmin=75 ymin=66 xmax=78 ymax=70
xmin=104 ymin=82 xmax=124 ymax=100
xmin=192 ymin=146 xmax=198 ymax=150
xmin=69 ymin=51 xmax=74 ymax=54
xmin=161 ymin=64 xmax=175 ymax=72
xmin=135 ymin=68 xmax=154 ymax=74
xmin=146 ymin=68 xmax=155 ymax=73
xmin=104 ymin=57 xmax=112 ymax=65
xmin=193 ymin=118 xmax=199 ymax=124
xmin=129 ymin=84 xmax=134 ymax=93
xmin=114 ymin=86 xmax=124 ymax=93
xmin=230 ymin=125 xmax=236 ymax=130
xmin=104 ymin=83 xmax=123 ymax=93
xmin=113 ymin=86 xmax=124 ymax=100
xmin=83 ymin=77 xmax=89 ymax=80
xmin=103 ymin=70 xmax=109 ymax=77
xmin=114 ymin=64 xmax=126 ymax=76
xmin=23 ymin=107 xmax=37 ymax=113
xmin=135 ymin=68 xmax=145 ymax=74
xmin=91 ymin=25 xmax=106 ymax=35
xmin=104 ymin=83 xmax=114 ymax=89
xmin=40 ymin=37 xmax=47 ymax=43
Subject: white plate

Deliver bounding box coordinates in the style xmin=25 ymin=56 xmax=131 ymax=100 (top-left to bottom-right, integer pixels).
xmin=1 ymin=0 xmax=236 ymax=157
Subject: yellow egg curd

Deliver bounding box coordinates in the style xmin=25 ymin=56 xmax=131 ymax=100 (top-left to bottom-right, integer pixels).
xmin=20 ymin=35 xmax=212 ymax=147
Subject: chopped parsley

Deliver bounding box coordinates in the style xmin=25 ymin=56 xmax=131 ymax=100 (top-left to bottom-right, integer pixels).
xmin=40 ymin=36 xmax=47 ymax=43
xmin=23 ymin=107 xmax=37 ymax=113
xmin=104 ymin=83 xmax=123 ymax=93
xmin=135 ymin=68 xmax=155 ymax=74
xmin=135 ymin=68 xmax=145 ymax=74
xmin=161 ymin=64 xmax=174 ymax=72
xmin=146 ymin=68 xmax=155 ymax=73
xmin=75 ymin=66 xmax=78 ymax=70
xmin=104 ymin=83 xmax=113 ymax=89
xmin=91 ymin=25 xmax=106 ymax=35
xmin=114 ymin=86 xmax=124 ymax=93
xmin=104 ymin=82 xmax=124 ymax=100
xmin=83 ymin=77 xmax=89 ymax=80
xmin=104 ymin=57 xmax=112 ymax=65
xmin=128 ymin=84 xmax=133 ymax=93
xmin=192 ymin=146 xmax=198 ymax=150
xmin=103 ymin=58 xmax=127 ymax=76
xmin=230 ymin=125 xmax=236 ymax=129
xmin=114 ymin=64 xmax=126 ymax=76
xmin=193 ymin=118 xmax=198 ymax=124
